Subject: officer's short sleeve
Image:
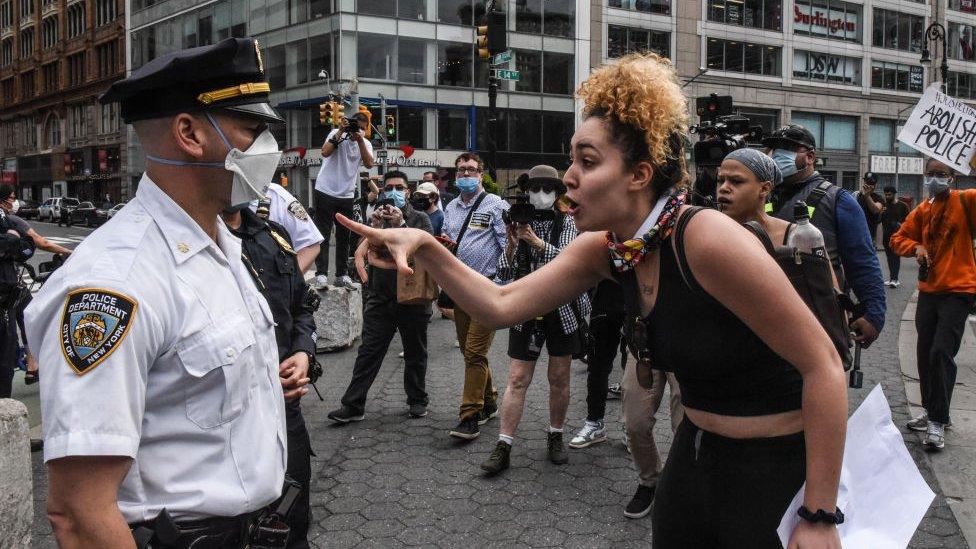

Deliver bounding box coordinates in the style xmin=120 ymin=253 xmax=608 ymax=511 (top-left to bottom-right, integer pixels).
xmin=26 ymin=281 xmax=163 ymax=462
xmin=268 ymin=185 xmax=323 ymax=251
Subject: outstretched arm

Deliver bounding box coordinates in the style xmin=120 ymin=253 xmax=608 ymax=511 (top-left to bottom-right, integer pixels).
xmin=337 ymin=214 xmax=609 ymax=328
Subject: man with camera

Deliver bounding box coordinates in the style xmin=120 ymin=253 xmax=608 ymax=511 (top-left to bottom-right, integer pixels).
xmin=891 ymin=157 xmax=976 ymax=450
xmin=329 ymin=170 xmax=434 ymax=422
xmin=313 ymin=111 xmax=375 ymax=288
xmin=856 ymin=172 xmax=884 ymax=247
xmin=764 ymin=125 xmax=886 ymax=347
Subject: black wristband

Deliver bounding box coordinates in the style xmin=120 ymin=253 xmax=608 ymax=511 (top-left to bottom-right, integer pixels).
xmin=328 ymin=138 xmax=340 ymax=146
xmin=797 ymin=506 xmax=845 ymax=525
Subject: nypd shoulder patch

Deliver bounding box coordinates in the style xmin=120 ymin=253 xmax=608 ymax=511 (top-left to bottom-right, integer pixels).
xmin=59 ymin=288 xmax=137 ymax=375
xmin=287 ymin=200 xmax=309 ymax=221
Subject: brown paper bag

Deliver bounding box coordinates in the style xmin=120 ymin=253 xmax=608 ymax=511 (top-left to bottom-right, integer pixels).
xmin=397 ymin=262 xmax=439 ymax=305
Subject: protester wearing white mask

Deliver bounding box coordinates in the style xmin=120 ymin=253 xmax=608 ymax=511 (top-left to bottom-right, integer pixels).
xmin=25 ymin=38 xmax=297 ymax=547
xmin=480 ymin=164 xmax=591 ymax=475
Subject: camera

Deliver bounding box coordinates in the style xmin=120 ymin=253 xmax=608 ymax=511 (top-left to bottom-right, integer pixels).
xmin=689 ymin=94 xmax=765 ymax=206
xmin=918 ymin=261 xmax=930 ymax=282
xmin=344 ymin=118 xmax=360 ymax=133
xmin=503 ymin=195 xmax=536 ymax=225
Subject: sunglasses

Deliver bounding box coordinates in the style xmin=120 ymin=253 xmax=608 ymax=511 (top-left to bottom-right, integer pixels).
xmin=528 ymin=182 xmax=557 ymax=193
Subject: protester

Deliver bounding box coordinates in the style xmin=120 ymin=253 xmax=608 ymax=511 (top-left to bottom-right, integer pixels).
xmin=891 ymin=157 xmax=976 ymax=450
xmin=881 ymin=186 xmax=909 ymax=288
xmin=341 ymin=52 xmax=846 ymax=548
xmin=428 ymin=169 xmax=456 ymax=208
xmin=330 ymin=171 xmax=434 ymax=422
xmin=412 ymin=182 xmax=444 ymax=236
xmin=313 ymin=111 xmax=375 ymax=288
xmin=764 ymin=125 xmax=886 ymax=348
xmin=440 ymin=152 xmax=508 ymax=440
xmin=715 ymin=148 xmax=792 ymax=244
xmin=856 ymin=172 xmax=884 ymax=246
xmin=480 ymin=165 xmax=589 ymax=475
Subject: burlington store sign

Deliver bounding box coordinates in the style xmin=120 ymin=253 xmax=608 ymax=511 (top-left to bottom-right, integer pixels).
xmin=794 ymin=2 xmax=859 ymax=41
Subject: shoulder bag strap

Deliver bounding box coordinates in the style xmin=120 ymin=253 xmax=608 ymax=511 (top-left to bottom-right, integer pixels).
xmin=670 ymin=206 xmax=706 ymax=292
xmin=741 ymin=221 xmax=777 ymax=255
xmin=806 ymin=180 xmax=832 ymax=211
xmin=450 ymin=192 xmax=487 ymax=257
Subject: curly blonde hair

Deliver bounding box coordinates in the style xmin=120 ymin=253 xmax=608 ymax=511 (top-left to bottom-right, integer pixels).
xmin=577 ymin=53 xmax=689 ymax=188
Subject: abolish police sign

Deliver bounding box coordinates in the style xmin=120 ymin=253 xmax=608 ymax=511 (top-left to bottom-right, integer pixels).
xmin=897 ymin=84 xmax=976 ymax=175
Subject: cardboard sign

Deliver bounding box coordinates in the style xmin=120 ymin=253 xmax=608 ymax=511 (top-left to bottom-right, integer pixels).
xmin=897 ymin=84 xmax=976 ymax=175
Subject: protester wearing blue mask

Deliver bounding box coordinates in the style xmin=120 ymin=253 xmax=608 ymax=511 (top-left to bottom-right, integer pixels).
xmin=763 ymin=124 xmax=886 ymax=349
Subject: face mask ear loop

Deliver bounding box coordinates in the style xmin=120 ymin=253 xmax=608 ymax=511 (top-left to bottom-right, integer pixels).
xmin=206 ymin=112 xmax=234 ymax=153
xmin=145 ymin=113 xmax=233 ymax=168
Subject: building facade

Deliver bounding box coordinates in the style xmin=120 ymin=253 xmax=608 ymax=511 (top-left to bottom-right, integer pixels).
xmin=0 ymin=0 xmax=127 ymax=203
xmin=128 ymin=0 xmax=593 ymax=205
xmin=593 ymin=0 xmax=976 ymax=202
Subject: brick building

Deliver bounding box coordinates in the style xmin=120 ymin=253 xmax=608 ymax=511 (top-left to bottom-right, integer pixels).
xmin=0 ymin=0 xmax=128 ymax=204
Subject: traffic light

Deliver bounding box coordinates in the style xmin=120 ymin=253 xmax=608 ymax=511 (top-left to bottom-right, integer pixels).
xmin=319 ymin=102 xmax=333 ymax=126
xmin=476 ymin=10 xmax=507 ymax=59
xmin=695 ymin=93 xmax=733 ymax=120
xmin=385 ymin=114 xmax=396 ymax=140
xmin=476 ymin=25 xmax=490 ymax=60
xmin=333 ymin=101 xmax=345 ymax=126
xmin=357 ymin=104 xmax=373 ymax=139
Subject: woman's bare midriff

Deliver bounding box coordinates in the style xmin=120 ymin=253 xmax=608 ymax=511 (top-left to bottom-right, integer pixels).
xmin=684 ymin=406 xmax=804 ymax=439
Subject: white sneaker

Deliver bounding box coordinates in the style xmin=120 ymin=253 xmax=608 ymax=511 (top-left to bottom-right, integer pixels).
xmin=336 ymin=275 xmax=359 ymax=289
xmin=569 ymin=421 xmax=607 ymax=449
xmin=924 ymin=421 xmax=945 ymax=450
xmin=314 ymin=274 xmax=329 ymax=288
xmin=398 ymin=351 xmax=404 ymax=358
xmin=891 ymin=280 xmax=901 ymax=288
xmin=885 ymin=279 xmax=894 ymax=287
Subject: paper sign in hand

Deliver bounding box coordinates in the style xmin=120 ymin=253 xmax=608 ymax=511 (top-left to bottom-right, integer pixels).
xmin=897 ymin=84 xmax=976 ymax=176
xmin=777 ymin=385 xmax=935 ymax=548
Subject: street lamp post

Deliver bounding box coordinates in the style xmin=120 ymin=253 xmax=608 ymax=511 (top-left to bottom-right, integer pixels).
xmin=919 ymin=22 xmax=949 ymax=91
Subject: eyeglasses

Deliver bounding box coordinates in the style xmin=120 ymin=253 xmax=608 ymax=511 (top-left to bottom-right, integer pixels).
xmin=457 ymin=167 xmax=481 ymax=175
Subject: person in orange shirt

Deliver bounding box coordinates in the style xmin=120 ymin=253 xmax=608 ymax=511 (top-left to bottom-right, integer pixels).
xmin=890 ymin=157 xmax=976 ymax=450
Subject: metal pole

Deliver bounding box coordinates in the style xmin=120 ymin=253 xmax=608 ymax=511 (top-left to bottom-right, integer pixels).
xmin=378 ymin=94 xmax=387 ymax=177
xmin=488 ymin=75 xmax=498 ymax=182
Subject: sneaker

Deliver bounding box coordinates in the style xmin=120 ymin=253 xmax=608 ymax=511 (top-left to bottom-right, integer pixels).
xmin=547 ymin=432 xmax=569 ymax=465
xmin=891 ymin=280 xmax=901 ymax=288
xmin=449 ymin=419 xmax=480 ymax=440
xmin=607 ymin=383 xmax=622 ymax=400
xmin=478 ymin=402 xmax=499 ymax=425
xmin=314 ymin=274 xmax=329 ymax=288
xmin=336 ymin=275 xmax=359 ymax=289
xmin=624 ymin=485 xmax=656 ymax=519
xmin=408 ymin=403 xmax=427 ymax=418
xmin=327 ymin=406 xmax=365 ymax=424
xmin=569 ymin=421 xmax=607 ymax=449
xmin=907 ymin=412 xmax=928 ymax=432
xmin=924 ymin=421 xmax=945 ymax=450
xmin=480 ymin=441 xmax=512 ymax=475
xmin=398 ymin=351 xmax=405 ymax=358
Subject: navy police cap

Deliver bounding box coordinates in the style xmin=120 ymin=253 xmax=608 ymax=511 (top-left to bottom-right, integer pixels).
xmin=101 ymin=37 xmax=283 ymax=125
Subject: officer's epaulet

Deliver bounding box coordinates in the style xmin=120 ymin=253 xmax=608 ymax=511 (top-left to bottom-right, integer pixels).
xmin=266 ymin=221 xmax=296 ymax=255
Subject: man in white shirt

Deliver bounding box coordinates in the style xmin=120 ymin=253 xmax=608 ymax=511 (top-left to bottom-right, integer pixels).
xmin=253 ymin=181 xmax=323 ymax=273
xmin=313 ymin=111 xmax=374 ymax=288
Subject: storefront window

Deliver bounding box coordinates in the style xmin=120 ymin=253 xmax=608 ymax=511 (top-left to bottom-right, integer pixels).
xmin=509 ymin=110 xmax=542 ymax=153
xmin=792 ymin=50 xmax=860 ymax=85
xmin=708 ymin=0 xmax=782 ymax=31
xmin=475 ymin=107 xmax=508 ymax=152
xmin=541 ymin=112 xmax=573 ymax=154
xmin=870 ymin=61 xmax=923 ymax=93
xmin=794 ymin=0 xmax=861 ymax=43
xmin=706 ymin=38 xmax=781 ymax=76
xmin=607 ymin=25 xmax=670 ymax=58
xmin=438 ymin=109 xmax=468 ymax=149
xmin=397 ymin=107 xmax=426 ymax=149
xmin=948 ymin=22 xmax=975 ymax=62
xmin=872 ymin=8 xmax=923 ymax=53
xmin=608 ymin=0 xmax=670 ymax=16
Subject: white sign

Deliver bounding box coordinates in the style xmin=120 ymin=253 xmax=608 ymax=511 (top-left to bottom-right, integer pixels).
xmin=869 ymin=155 xmax=924 ymax=175
xmin=897 ymin=84 xmax=976 ymax=175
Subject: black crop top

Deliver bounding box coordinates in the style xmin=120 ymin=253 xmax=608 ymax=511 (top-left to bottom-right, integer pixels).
xmin=618 ymin=211 xmax=803 ymax=416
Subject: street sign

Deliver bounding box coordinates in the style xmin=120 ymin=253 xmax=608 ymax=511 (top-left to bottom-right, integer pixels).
xmin=492 ymin=69 xmax=520 ymax=81
xmin=491 ymin=50 xmax=512 ymax=65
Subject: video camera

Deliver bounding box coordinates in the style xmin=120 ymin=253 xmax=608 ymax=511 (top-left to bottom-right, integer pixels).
xmin=501 ymin=188 xmax=556 ymax=225
xmin=688 ymin=94 xmax=765 ymax=206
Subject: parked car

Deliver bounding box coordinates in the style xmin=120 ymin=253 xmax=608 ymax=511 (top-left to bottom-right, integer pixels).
xmin=37 ymin=197 xmax=81 ymax=223
xmin=16 ymin=200 xmax=39 ymax=220
xmin=67 ymin=202 xmax=109 ymax=227
xmin=106 ymin=202 xmax=125 ymax=219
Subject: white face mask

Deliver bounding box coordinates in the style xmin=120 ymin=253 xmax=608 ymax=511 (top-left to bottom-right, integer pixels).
xmin=528 ymin=190 xmax=556 ymax=210
xmin=924 ymin=176 xmax=951 ymax=197
xmin=146 ymin=112 xmax=282 ymax=207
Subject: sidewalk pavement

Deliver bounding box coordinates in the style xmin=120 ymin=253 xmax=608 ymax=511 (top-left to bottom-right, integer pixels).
xmin=901 ymin=288 xmax=976 ymax=546
xmin=27 ymin=254 xmax=972 ymax=547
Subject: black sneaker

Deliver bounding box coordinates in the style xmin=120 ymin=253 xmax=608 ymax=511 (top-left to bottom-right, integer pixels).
xmin=478 ymin=402 xmax=499 ymax=425
xmin=624 ymin=485 xmax=655 ymax=519
xmin=449 ymin=419 xmax=480 ymax=440
xmin=327 ymin=406 xmax=365 ymax=424
xmin=408 ymin=403 xmax=428 ymax=418
xmin=547 ymin=432 xmax=569 ymax=465
xmin=480 ymin=441 xmax=511 ymax=475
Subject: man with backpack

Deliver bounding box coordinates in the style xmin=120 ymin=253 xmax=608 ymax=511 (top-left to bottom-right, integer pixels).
xmin=764 ymin=125 xmax=886 ymax=347
xmin=891 ymin=157 xmax=976 ymax=450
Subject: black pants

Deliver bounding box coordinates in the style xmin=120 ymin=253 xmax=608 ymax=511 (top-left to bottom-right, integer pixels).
xmin=585 ymin=309 xmax=626 ymax=422
xmin=284 ymin=400 xmax=312 ymax=549
xmin=0 ymin=309 xmax=17 ymax=398
xmin=883 ymin=233 xmax=901 ymax=282
xmin=652 ymin=418 xmax=806 ymax=548
xmin=340 ymin=294 xmax=431 ymax=414
xmin=916 ymin=292 xmax=975 ymax=424
xmin=313 ymin=190 xmax=356 ymax=278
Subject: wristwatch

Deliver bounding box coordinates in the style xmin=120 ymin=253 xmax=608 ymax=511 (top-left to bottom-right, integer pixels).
xmin=797 ymin=506 xmax=845 ymax=525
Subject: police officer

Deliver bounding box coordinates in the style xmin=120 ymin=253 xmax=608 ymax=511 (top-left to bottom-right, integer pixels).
xmin=0 ymin=199 xmax=34 ymax=398
xmin=24 ymin=37 xmax=299 ymax=548
xmin=252 ymin=181 xmax=323 ymax=274
xmin=221 ymin=203 xmax=317 ymax=549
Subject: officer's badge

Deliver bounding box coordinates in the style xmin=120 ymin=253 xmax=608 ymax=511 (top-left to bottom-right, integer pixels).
xmin=287 ymin=200 xmax=309 ymax=221
xmin=59 ymin=289 xmax=137 ymax=375
xmin=254 ymin=40 xmax=264 ymax=74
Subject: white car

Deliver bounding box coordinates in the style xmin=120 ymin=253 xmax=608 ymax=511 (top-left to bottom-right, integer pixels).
xmin=37 ymin=197 xmax=80 ymax=223
xmin=106 ymin=203 xmax=125 ymax=219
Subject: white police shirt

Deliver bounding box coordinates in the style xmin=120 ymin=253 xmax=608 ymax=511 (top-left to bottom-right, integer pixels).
xmin=250 ymin=183 xmax=323 ymax=252
xmin=25 ymin=174 xmax=286 ymax=523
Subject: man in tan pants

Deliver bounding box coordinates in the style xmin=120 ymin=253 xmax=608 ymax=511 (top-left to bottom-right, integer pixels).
xmin=621 ymin=366 xmax=682 ymax=519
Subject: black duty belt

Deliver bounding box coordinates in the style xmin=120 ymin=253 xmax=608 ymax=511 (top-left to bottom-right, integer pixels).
xmin=129 ymin=509 xmax=259 ymax=549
